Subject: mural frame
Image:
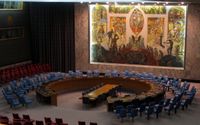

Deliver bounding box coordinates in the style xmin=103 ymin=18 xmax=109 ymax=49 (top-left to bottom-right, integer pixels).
xmin=88 ymin=4 xmax=188 ymax=70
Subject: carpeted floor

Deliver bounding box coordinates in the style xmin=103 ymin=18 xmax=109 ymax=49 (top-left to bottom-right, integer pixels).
xmin=0 ymin=83 xmax=200 ymax=125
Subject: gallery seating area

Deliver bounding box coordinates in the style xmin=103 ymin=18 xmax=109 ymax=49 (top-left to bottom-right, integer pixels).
xmin=0 ymin=64 xmax=52 ymax=84
xmin=0 ymin=113 xmax=98 ymax=125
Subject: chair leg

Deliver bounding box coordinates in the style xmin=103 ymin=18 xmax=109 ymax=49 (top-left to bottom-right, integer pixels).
xmin=168 ymin=110 xmax=170 ymax=116
xmin=156 ymin=113 xmax=159 ymax=118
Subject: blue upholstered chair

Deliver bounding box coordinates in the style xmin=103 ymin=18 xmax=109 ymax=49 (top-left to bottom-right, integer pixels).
xmin=164 ymin=103 xmax=174 ymax=116
xmin=127 ymin=108 xmax=138 ymax=121
xmin=154 ymin=104 xmax=163 ymax=118
xmin=93 ymin=70 xmax=100 ymax=77
xmin=105 ymin=70 xmax=111 ymax=77
xmin=145 ymin=106 xmax=154 ymax=120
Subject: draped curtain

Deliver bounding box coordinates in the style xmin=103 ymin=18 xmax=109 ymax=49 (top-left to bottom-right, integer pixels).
xmin=29 ymin=3 xmax=75 ymax=72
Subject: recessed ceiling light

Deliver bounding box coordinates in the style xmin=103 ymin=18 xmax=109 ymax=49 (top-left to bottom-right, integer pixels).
xmin=181 ymin=2 xmax=184 ymax=5
xmin=166 ymin=2 xmax=168 ymax=4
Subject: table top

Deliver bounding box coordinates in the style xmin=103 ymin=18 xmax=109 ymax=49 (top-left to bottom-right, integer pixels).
xmin=84 ymin=84 xmax=119 ymax=100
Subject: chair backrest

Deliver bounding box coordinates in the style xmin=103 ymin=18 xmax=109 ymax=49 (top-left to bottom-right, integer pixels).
xmin=55 ymin=118 xmax=63 ymax=125
xmin=90 ymin=122 xmax=97 ymax=125
xmin=24 ymin=121 xmax=33 ymax=125
xmin=44 ymin=117 xmax=52 ymax=124
xmin=13 ymin=113 xmax=21 ymax=120
xmin=78 ymin=121 xmax=86 ymax=125
xmin=36 ymin=120 xmax=44 ymax=125
xmin=0 ymin=116 xmax=9 ymax=124
xmin=60 ymin=123 xmax=68 ymax=125
xmin=23 ymin=114 xmax=30 ymax=120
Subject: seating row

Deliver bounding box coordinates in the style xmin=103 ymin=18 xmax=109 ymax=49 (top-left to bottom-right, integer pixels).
xmin=0 ymin=113 xmax=98 ymax=125
xmin=67 ymin=70 xmax=166 ymax=82
xmin=2 ymin=72 xmax=67 ymax=108
xmin=113 ymin=79 xmax=197 ymax=122
xmin=0 ymin=64 xmax=52 ymax=84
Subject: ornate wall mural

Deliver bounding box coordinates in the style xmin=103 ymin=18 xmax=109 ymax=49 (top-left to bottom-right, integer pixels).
xmin=90 ymin=4 xmax=187 ymax=68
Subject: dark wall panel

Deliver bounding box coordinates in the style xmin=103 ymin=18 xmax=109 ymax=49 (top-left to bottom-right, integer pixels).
xmin=0 ymin=3 xmax=31 ymax=67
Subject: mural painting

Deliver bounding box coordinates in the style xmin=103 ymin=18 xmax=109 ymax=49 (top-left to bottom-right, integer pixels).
xmin=167 ymin=7 xmax=186 ymax=64
xmin=90 ymin=5 xmax=187 ymax=68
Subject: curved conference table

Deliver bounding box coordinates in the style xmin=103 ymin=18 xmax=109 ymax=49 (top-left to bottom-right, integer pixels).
xmin=36 ymin=76 xmax=165 ymax=111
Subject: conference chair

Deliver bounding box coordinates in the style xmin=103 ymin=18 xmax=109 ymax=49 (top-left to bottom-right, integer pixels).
xmin=87 ymin=70 xmax=93 ymax=77
xmin=93 ymin=70 xmax=100 ymax=77
xmin=78 ymin=121 xmax=86 ymax=125
xmin=154 ymin=104 xmax=163 ymax=118
xmin=36 ymin=120 xmax=44 ymax=125
xmin=55 ymin=118 xmax=63 ymax=125
xmin=145 ymin=106 xmax=154 ymax=120
xmin=114 ymin=105 xmax=124 ymax=116
xmin=0 ymin=116 xmax=10 ymax=124
xmin=24 ymin=121 xmax=34 ymax=125
xmin=164 ymin=103 xmax=174 ymax=116
xmin=138 ymin=103 xmax=146 ymax=117
xmin=181 ymin=98 xmax=189 ymax=110
xmin=174 ymin=101 xmax=181 ymax=114
xmin=13 ymin=113 xmax=22 ymax=121
xmin=60 ymin=123 xmax=68 ymax=125
xmin=90 ymin=122 xmax=98 ymax=125
xmin=118 ymin=108 xmax=127 ymax=122
xmin=23 ymin=114 xmax=34 ymax=123
xmin=127 ymin=108 xmax=138 ymax=121
xmin=44 ymin=117 xmax=54 ymax=125
xmin=19 ymin=95 xmax=32 ymax=106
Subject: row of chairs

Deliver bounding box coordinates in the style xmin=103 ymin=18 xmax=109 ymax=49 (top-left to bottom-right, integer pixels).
xmin=114 ymin=94 xmax=195 ymax=122
xmin=2 ymin=72 xmax=67 ymax=108
xmin=67 ymin=70 xmax=172 ymax=84
xmin=0 ymin=64 xmax=52 ymax=84
xmin=113 ymin=77 xmax=197 ymax=122
xmin=68 ymin=70 xmax=100 ymax=78
xmin=0 ymin=113 xmax=98 ymax=125
xmin=67 ymin=70 xmax=153 ymax=79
